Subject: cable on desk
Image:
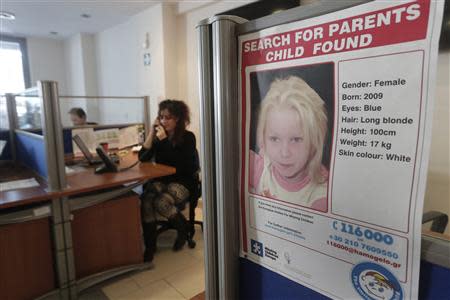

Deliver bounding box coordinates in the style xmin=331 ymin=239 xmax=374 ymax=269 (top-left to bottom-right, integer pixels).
xmin=118 ymin=160 xmax=140 ymax=172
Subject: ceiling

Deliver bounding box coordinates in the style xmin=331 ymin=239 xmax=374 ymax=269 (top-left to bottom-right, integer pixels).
xmin=0 ymin=0 xmax=160 ymax=39
xmin=1 ymin=1 xmax=448 ymax=48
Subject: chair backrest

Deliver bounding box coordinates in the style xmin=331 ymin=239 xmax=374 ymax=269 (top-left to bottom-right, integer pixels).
xmin=194 ymin=148 xmax=200 ymax=173
xmin=193 ymin=148 xmax=202 ymax=198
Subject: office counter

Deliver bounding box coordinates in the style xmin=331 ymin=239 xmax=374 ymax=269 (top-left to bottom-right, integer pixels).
xmin=71 ymin=192 xmax=142 ymax=278
xmin=0 ymin=163 xmax=57 ymax=300
xmin=1 ymin=82 xmax=156 ymax=299
xmin=0 ymin=152 xmax=176 ymax=299
xmin=61 ymin=152 xmax=176 ymax=295
xmin=62 ymin=152 xmax=175 ymax=196
xmin=0 ymin=217 xmax=56 ymax=300
xmin=0 ymin=163 xmax=54 ymax=209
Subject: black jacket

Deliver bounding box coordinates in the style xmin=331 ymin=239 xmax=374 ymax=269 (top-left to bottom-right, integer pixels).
xmin=138 ymin=130 xmax=198 ymax=192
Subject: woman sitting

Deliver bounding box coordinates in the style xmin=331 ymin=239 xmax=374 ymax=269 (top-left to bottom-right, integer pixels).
xmin=138 ymin=99 xmax=197 ymax=262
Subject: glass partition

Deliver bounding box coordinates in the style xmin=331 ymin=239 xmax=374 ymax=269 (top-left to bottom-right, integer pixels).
xmin=14 ymin=88 xmax=41 ymax=130
xmin=0 ymin=95 xmax=9 ymax=129
xmin=59 ymin=96 xmax=147 ymax=127
xmin=0 ymin=95 xmax=11 ymax=160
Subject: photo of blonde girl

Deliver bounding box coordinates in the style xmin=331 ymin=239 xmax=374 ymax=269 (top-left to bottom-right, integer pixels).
xmin=249 ymin=74 xmax=330 ymax=212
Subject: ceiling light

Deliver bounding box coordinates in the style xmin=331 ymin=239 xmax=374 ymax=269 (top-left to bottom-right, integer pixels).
xmin=81 ymin=13 xmax=91 ymax=19
xmin=0 ymin=11 xmax=15 ymax=20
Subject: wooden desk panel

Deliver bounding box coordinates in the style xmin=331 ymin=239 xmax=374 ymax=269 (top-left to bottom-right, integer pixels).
xmin=71 ymin=193 xmax=143 ymax=278
xmin=0 ymin=151 xmax=176 ymax=295
xmin=0 ymin=164 xmax=53 ymax=209
xmin=0 ymin=218 xmax=56 ymax=300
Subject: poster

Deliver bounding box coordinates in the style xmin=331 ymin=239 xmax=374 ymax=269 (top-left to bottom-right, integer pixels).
xmin=239 ymin=1 xmax=444 ymax=299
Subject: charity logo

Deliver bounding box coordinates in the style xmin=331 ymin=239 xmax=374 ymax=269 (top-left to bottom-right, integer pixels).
xmin=351 ymin=262 xmax=402 ymax=300
xmin=251 ymin=239 xmax=264 ymax=257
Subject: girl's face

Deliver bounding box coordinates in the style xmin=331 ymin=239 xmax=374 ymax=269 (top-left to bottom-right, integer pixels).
xmin=263 ymin=107 xmax=311 ymax=182
xmin=159 ymin=109 xmax=178 ymax=135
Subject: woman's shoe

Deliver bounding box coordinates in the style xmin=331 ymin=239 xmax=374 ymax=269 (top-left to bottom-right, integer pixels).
xmin=169 ymin=213 xmax=188 ymax=251
xmin=142 ymin=222 xmax=157 ymax=262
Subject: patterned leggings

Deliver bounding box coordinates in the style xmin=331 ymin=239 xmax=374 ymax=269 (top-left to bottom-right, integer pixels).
xmin=141 ymin=181 xmax=190 ymax=223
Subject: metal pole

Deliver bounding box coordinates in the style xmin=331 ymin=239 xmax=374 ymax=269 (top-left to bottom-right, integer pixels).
xmin=211 ymin=15 xmax=246 ymax=300
xmin=37 ymin=81 xmax=71 ymax=299
xmin=38 ymin=80 xmax=67 ymax=191
xmin=5 ymin=93 xmax=17 ymax=162
xmin=143 ymin=96 xmax=151 ymax=136
xmin=197 ymin=19 xmax=218 ymax=300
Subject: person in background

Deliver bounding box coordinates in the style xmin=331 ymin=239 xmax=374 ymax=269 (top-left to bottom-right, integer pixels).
xmin=68 ymin=107 xmax=97 ymax=126
xmin=69 ymin=107 xmax=87 ymax=126
xmin=138 ymin=99 xmax=198 ymax=262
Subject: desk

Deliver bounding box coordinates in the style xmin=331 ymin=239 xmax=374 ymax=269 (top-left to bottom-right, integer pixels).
xmin=61 ymin=151 xmax=175 ymax=294
xmin=0 ymin=163 xmax=54 ymax=209
xmin=0 ymin=164 xmax=58 ymax=300
xmin=0 ymin=153 xmax=175 ymax=299
xmin=63 ymin=152 xmax=175 ymax=196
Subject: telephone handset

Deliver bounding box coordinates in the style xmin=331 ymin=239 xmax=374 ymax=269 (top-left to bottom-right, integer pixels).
xmin=94 ymin=146 xmax=118 ymax=174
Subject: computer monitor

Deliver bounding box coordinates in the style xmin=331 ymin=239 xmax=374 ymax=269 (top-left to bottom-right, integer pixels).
xmin=72 ymin=134 xmax=98 ymax=164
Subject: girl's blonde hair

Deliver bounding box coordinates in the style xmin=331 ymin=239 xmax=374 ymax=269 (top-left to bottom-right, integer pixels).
xmin=256 ymin=76 xmax=328 ymax=184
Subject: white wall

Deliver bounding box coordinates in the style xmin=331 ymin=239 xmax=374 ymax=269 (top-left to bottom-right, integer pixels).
xmin=62 ymin=33 xmax=101 ymax=125
xmin=163 ymin=4 xmax=181 ymax=100
xmin=95 ymin=4 xmax=166 ymax=124
xmin=27 ymin=37 xmax=67 ymax=94
xmin=177 ymin=1 xmax=257 ymax=144
xmin=72 ymin=0 xmax=254 ymax=136
xmin=64 ymin=34 xmax=85 ymax=96
xmin=80 ymin=34 xmax=100 ymax=123
xmin=26 ymin=37 xmax=73 ymax=125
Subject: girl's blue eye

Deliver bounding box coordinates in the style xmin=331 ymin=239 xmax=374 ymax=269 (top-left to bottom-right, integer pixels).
xmin=291 ymin=137 xmax=303 ymax=143
xmin=369 ymin=282 xmax=374 ymax=287
xmin=378 ymin=287 xmax=384 ymax=292
xmin=269 ymin=136 xmax=279 ymax=142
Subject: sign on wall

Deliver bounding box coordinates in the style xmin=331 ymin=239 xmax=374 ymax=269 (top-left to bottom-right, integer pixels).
xmin=239 ymin=1 xmax=444 ymax=299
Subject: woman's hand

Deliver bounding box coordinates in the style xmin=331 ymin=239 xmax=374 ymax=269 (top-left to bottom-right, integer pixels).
xmin=142 ymin=118 xmax=159 ymax=149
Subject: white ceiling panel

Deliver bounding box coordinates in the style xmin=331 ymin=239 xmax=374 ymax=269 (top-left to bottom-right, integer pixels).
xmin=0 ymin=0 xmax=160 ymax=39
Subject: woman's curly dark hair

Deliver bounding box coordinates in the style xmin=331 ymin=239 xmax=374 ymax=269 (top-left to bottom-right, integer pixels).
xmin=159 ymin=99 xmax=190 ymax=145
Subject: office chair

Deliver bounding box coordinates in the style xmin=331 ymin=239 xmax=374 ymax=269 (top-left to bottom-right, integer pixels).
xmin=156 ymin=149 xmax=203 ymax=249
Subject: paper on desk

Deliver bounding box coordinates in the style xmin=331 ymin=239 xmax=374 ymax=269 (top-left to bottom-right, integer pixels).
xmin=0 ymin=178 xmax=40 ymax=192
xmin=132 ymin=145 xmax=142 ymax=152
xmin=65 ymin=165 xmax=86 ymax=174
xmin=119 ymin=125 xmax=140 ymax=149
xmin=95 ymin=128 xmax=120 ymax=149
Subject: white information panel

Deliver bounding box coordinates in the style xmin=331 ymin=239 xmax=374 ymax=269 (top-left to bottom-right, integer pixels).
xmin=239 ymin=1 xmax=444 ymax=299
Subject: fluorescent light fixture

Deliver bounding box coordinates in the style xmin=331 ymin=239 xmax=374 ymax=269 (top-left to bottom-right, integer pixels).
xmin=0 ymin=11 xmax=15 ymax=20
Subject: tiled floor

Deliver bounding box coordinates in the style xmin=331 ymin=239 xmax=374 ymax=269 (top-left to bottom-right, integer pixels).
xmin=80 ymin=206 xmax=205 ymax=300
